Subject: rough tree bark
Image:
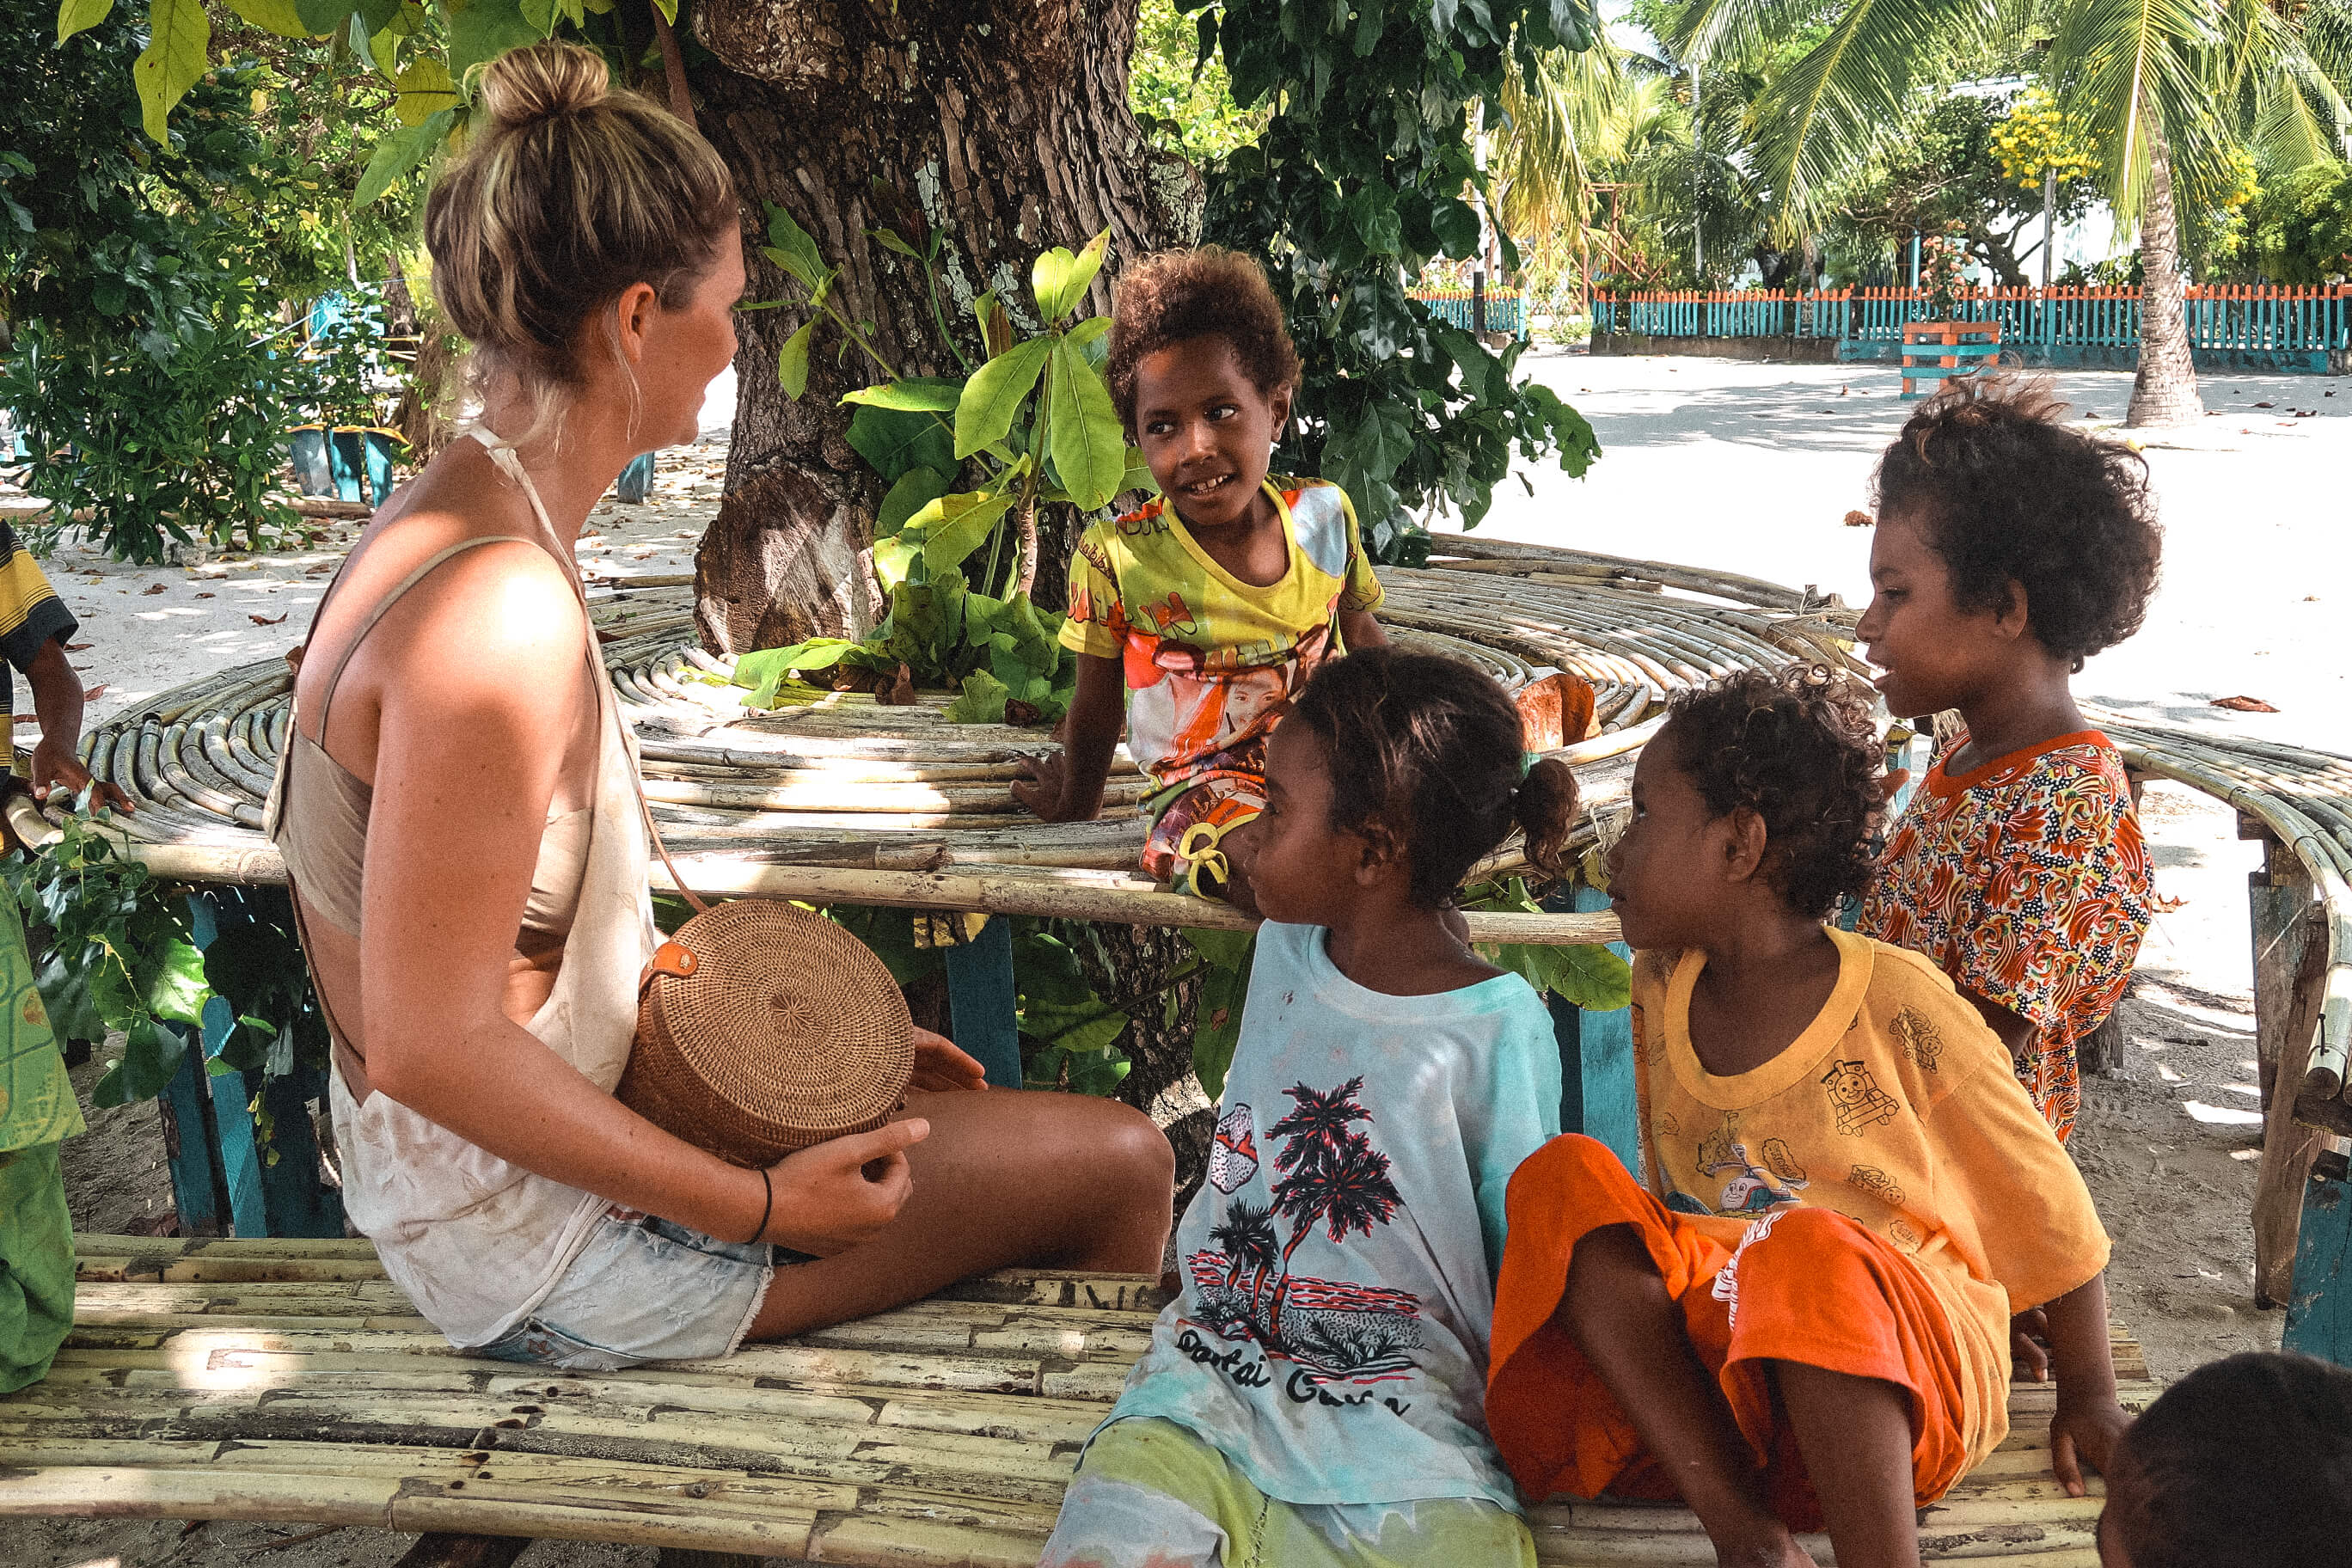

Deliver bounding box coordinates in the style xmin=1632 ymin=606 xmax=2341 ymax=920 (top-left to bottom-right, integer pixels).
xmin=686 ymin=0 xmax=1203 ymax=653
xmin=2127 ymin=114 xmax=2203 ymax=429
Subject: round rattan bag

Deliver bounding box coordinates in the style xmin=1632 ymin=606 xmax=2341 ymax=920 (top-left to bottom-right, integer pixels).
xmin=619 ymin=899 xmax=915 ymax=1168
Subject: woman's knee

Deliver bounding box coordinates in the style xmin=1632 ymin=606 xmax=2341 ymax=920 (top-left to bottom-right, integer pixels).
xmin=1093 ymin=1097 xmax=1177 ymax=1200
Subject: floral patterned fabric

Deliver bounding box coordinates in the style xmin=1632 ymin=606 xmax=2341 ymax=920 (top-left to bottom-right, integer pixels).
xmin=1855 ymin=729 xmax=2153 ymax=1141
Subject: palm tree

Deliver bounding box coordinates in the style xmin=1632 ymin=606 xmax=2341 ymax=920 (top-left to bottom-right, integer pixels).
xmin=1207 ymin=1199 xmax=1283 ymax=1313
xmin=1267 ymin=1085 xmax=1403 ymax=1328
xmin=1670 ymin=0 xmax=2352 ymax=426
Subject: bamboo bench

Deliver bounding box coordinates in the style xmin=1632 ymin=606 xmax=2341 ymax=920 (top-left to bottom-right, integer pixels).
xmin=2 ymin=1235 xmax=2155 ymax=1565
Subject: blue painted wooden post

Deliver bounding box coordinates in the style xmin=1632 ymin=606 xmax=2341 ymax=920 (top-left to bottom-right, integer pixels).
xmin=943 ymin=914 xmax=1024 ymax=1088
xmin=158 ymin=1044 xmax=229 ymax=1236
xmin=182 ymin=891 xmax=346 ymax=1239
xmin=2284 ymin=1160 xmax=2352 ymax=1366
xmin=1547 ymin=883 xmax=1639 ymax=1172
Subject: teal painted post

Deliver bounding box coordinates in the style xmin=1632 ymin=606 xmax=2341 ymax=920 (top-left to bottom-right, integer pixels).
xmin=943 ymin=914 xmax=1023 ymax=1088
xmin=2284 ymin=1162 xmax=2352 ymax=1367
xmin=1547 ymin=883 xmax=1638 ymax=1171
xmin=158 ymin=1044 xmax=229 ymax=1236
xmin=183 ymin=891 xmax=346 ymax=1238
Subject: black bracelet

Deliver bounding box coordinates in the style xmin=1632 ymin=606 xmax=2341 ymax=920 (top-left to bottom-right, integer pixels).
xmin=748 ymin=1166 xmax=773 ymax=1246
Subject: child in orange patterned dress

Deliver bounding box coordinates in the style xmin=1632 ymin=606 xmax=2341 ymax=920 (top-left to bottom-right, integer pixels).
xmin=1011 ymin=248 xmax=1385 ymax=908
xmin=1486 ymin=667 xmax=2126 ymax=1568
xmin=1850 ymin=377 xmax=2162 ymax=1143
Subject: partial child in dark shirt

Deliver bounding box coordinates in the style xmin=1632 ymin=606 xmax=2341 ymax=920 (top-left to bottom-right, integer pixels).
xmin=2097 ymin=1351 xmax=2352 ymax=1568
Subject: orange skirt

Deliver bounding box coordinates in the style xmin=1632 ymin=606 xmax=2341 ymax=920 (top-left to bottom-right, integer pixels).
xmin=1484 ymin=1135 xmax=1973 ymax=1532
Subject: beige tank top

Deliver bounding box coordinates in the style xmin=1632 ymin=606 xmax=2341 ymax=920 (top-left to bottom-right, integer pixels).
xmin=263 ymin=427 xmax=657 ymax=1347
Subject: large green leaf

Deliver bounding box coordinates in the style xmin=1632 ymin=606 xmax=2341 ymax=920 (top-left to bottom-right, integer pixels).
xmin=354 ymin=109 xmax=453 ymax=206
xmin=392 ymin=55 xmax=458 ymax=125
xmin=294 ymin=0 xmax=359 ymax=30
xmin=447 ymin=0 xmax=548 ymax=77
xmin=763 ymin=202 xmax=830 ymax=291
xmin=733 ymin=639 xmax=866 ymax=707
xmin=98 ymin=1015 xmax=190 ymax=1108
xmin=877 ymin=465 xmax=953 ymax=536
xmin=842 ymin=377 xmax=964 ymax=413
xmin=133 ymin=0 xmax=211 ymax=144
xmin=916 ymin=481 xmax=1021 ymax=575
xmin=847 ymin=403 xmax=955 ymax=483
xmin=1484 ymin=940 xmax=1632 ymax=1012
xmin=1186 ymin=932 xmax=1256 ymax=1099
xmin=943 ymin=668 xmax=1013 ymax=723
xmin=58 ymin=0 xmax=115 ymax=46
xmin=776 ymin=319 xmax=814 ymax=399
xmin=953 ymin=337 xmax=1051 ymax=459
xmin=1044 ymin=340 xmax=1125 ymax=512
xmin=1031 ymin=229 xmax=1111 ymax=321
xmin=873 ymin=535 xmax=921 ymax=591
xmin=144 ymin=937 xmax=211 ymax=1027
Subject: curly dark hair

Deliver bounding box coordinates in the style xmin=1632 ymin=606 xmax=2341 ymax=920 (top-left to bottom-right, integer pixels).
xmin=1106 ymin=246 xmax=1302 ymax=434
xmin=2114 ymin=1352 xmax=2352 ymax=1568
xmin=1871 ymin=373 xmax=2162 ymax=672
xmin=1288 ymin=647 xmax=1580 ymax=910
xmin=1663 ymin=666 xmax=1882 ymax=918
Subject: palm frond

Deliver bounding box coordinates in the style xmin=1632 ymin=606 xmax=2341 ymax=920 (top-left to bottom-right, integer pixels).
xmin=2047 ymin=0 xmax=2225 ymax=225
xmin=2223 ymin=0 xmax=2350 ymax=173
xmin=1494 ymin=40 xmax=1628 ymax=240
xmin=1743 ymin=0 xmax=2001 ymax=242
xmin=1674 ymin=0 xmax=1834 ymax=69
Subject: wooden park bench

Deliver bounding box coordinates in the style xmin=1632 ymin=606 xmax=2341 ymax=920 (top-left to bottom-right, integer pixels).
xmin=4 ymin=1235 xmax=2155 ymax=1565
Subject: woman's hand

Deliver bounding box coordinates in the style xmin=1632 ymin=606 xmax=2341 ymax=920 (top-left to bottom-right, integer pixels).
xmin=910 ymin=1026 xmax=989 ymax=1093
xmin=761 ymin=1117 xmax=931 ymax=1255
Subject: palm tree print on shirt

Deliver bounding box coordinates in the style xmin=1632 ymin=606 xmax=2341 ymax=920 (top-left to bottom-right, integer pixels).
xmin=1185 ymin=1080 xmax=1425 ymax=1382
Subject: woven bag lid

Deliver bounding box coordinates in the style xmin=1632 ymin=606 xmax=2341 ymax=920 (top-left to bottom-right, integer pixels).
xmin=627 ymin=900 xmax=913 ymax=1166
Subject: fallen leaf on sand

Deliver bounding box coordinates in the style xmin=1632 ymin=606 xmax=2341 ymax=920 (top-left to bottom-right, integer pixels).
xmin=2211 ymin=695 xmax=2279 ymax=713
xmin=2255 ymin=401 xmax=2275 ymax=408
xmin=83 ymin=685 xmax=106 ymax=701
xmin=64 ymin=642 xmax=90 ymax=651
xmin=141 ymin=583 xmax=166 ymax=595
xmin=196 ymin=592 xmax=214 ymax=599
xmin=249 ymin=612 xmax=287 ymax=626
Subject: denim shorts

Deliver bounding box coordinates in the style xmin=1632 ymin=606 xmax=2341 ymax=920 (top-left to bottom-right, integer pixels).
xmin=474 ymin=1207 xmax=793 ymax=1370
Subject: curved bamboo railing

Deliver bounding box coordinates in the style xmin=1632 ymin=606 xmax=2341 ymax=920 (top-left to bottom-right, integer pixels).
xmin=21 ymin=542 xmax=2349 ymax=1021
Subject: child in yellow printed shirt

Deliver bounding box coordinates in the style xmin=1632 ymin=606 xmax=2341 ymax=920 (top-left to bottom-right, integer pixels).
xmin=0 ymin=517 xmax=132 ymax=1392
xmin=1487 ymin=668 xmax=2124 ymax=1568
xmin=1012 ymin=248 xmax=1384 ymax=905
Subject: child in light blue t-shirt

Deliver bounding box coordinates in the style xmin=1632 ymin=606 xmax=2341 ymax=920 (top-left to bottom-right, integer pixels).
xmin=1042 ymin=646 xmax=1584 ymax=1568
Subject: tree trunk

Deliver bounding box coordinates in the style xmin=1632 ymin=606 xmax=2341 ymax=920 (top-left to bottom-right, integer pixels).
xmin=2127 ymin=114 xmax=2202 ymax=428
xmin=686 ymin=0 xmax=1202 ymax=655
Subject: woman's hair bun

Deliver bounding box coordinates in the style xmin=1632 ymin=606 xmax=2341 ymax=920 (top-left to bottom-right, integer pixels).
xmin=479 ymin=40 xmax=610 ymax=130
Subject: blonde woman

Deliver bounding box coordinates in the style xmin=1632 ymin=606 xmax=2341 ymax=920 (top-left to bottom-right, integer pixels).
xmin=267 ymin=42 xmax=1173 ymax=1368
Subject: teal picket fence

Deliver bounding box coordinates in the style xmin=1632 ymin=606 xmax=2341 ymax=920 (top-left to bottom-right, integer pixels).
xmin=1591 ymin=285 xmax=2352 ymax=356
xmin=1409 ymin=287 xmax=1532 ymax=338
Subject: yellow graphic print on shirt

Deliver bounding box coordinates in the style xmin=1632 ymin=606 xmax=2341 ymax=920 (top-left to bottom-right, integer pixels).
xmin=1058 ymin=478 xmax=1383 ymax=793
